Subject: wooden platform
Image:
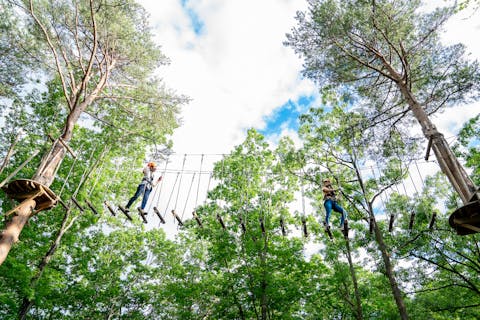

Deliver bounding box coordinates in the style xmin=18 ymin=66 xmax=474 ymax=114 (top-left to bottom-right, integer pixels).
xmin=1 ymin=179 xmax=57 ymax=212
xmin=449 ymin=200 xmax=480 ymax=235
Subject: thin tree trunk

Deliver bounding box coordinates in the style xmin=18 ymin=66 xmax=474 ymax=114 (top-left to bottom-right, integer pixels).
xmin=391 ymin=71 xmax=477 ymax=204
xmin=344 ymin=238 xmax=363 ymax=320
xmin=0 ymin=134 xmax=20 ymax=175
xmin=353 ymin=160 xmax=409 ymax=320
xmin=17 ymin=208 xmax=77 ymax=320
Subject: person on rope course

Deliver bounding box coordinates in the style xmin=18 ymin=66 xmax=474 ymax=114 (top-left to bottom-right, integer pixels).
xmin=124 ymin=162 xmax=162 ymax=211
xmin=322 ymin=178 xmax=347 ymax=231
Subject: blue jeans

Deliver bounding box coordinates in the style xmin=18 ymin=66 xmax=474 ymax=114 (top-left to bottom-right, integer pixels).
xmin=324 ymin=199 xmax=346 ymax=227
xmin=126 ymin=184 xmax=152 ymax=210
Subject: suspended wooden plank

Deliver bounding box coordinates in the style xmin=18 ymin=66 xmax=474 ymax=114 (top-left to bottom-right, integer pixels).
xmin=58 ymin=198 xmax=69 ymax=210
xmin=137 ymin=208 xmax=148 ymax=224
xmin=118 ymin=205 xmax=133 ymax=221
xmin=171 ymin=209 xmax=184 ymax=226
xmin=280 ymin=217 xmax=286 ymax=236
xmin=342 ymin=220 xmax=349 ymax=239
xmin=239 ymin=216 xmax=246 ymax=234
xmin=429 ymin=212 xmax=437 ymax=230
xmin=301 ymin=216 xmax=308 ymax=237
xmin=216 ymin=213 xmax=226 ymax=230
xmin=153 ymin=207 xmax=165 ymax=224
xmin=192 ymin=211 xmax=203 ymax=227
xmin=104 ymin=201 xmax=116 ymax=216
xmin=323 ymin=221 xmax=333 ymax=240
xmin=85 ymin=200 xmax=99 ymax=215
xmin=388 ymin=214 xmax=395 ymax=232
xmin=259 ymin=218 xmax=266 ymax=234
xmin=71 ymin=197 xmax=85 ymax=212
xmin=408 ymin=211 xmax=416 ymax=230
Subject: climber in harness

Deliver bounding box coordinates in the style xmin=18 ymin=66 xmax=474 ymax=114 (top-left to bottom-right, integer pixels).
xmin=124 ymin=162 xmax=162 ymax=211
xmin=322 ymin=178 xmax=347 ymax=231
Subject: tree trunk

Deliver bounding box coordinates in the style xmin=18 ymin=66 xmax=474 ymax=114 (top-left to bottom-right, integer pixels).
xmin=17 ymin=208 xmax=74 ymax=320
xmin=344 ymin=238 xmax=363 ymax=320
xmin=353 ymin=161 xmax=409 ymax=320
xmin=0 ymin=199 xmax=36 ymax=265
xmin=397 ymin=76 xmax=476 ymax=204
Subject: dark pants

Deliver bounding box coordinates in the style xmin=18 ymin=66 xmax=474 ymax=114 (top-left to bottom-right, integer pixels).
xmin=126 ymin=183 xmax=152 ymax=210
xmin=324 ymin=199 xmax=346 ymax=227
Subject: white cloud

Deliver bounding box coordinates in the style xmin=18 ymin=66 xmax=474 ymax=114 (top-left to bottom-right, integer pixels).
xmin=134 ymin=0 xmax=480 ymax=238
xmin=138 ymin=0 xmax=314 ymax=155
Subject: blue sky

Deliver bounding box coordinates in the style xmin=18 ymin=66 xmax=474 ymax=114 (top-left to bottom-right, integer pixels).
xmin=180 ymin=0 xmax=204 ymax=35
xmin=259 ymin=95 xmax=316 ymax=136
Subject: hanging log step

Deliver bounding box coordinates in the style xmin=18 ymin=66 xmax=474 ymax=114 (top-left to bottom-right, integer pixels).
xmin=171 ymin=209 xmax=184 ymax=226
xmin=369 ymin=217 xmax=374 ymax=234
xmin=71 ymin=197 xmax=85 ymax=212
xmin=323 ymin=221 xmax=333 ymax=240
xmin=217 ymin=213 xmax=226 ymax=230
xmin=259 ymin=218 xmax=266 ymax=234
xmin=408 ymin=211 xmax=416 ymax=230
xmin=192 ymin=211 xmax=203 ymax=227
xmin=449 ymin=200 xmax=480 ymax=235
xmin=280 ymin=217 xmax=286 ymax=236
xmin=429 ymin=212 xmax=437 ymax=230
xmin=1 ymin=179 xmax=57 ymax=213
xmin=342 ymin=220 xmax=349 ymax=239
xmin=104 ymin=201 xmax=116 ymax=216
xmin=118 ymin=206 xmax=133 ymax=221
xmin=153 ymin=207 xmax=165 ymax=224
xmin=85 ymin=200 xmax=99 ymax=215
xmin=301 ymin=216 xmax=308 ymax=237
xmin=137 ymin=208 xmax=148 ymax=224
xmin=239 ymin=216 xmax=246 ymax=234
xmin=388 ymin=214 xmax=395 ymax=232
